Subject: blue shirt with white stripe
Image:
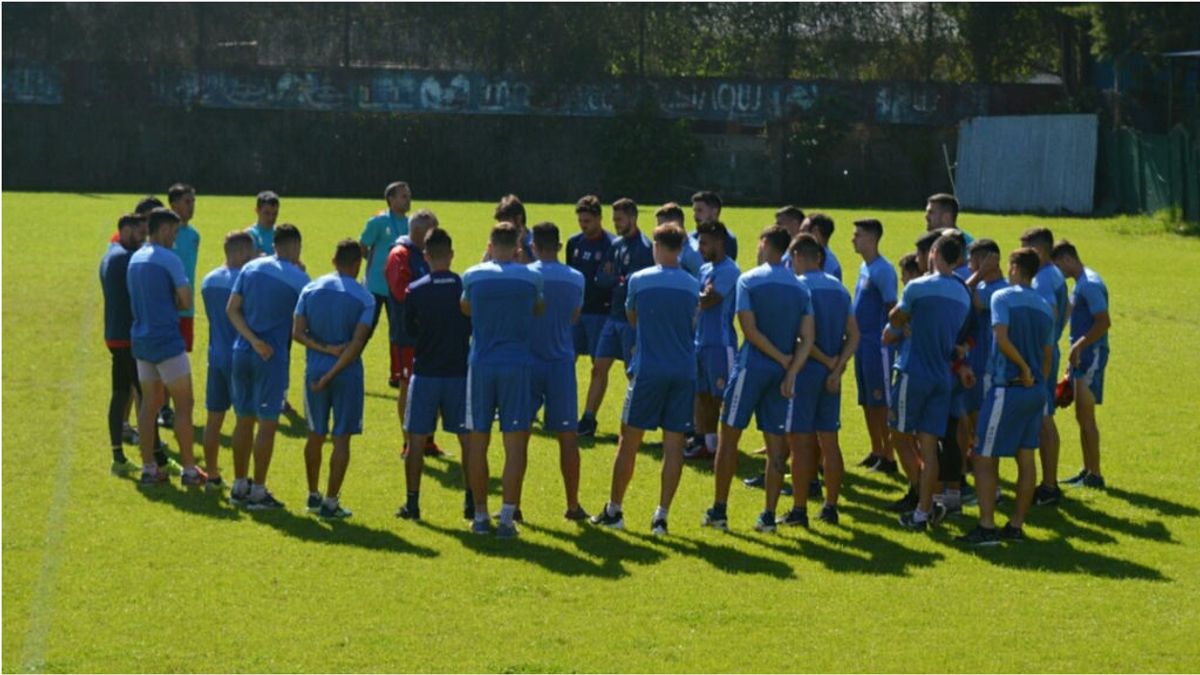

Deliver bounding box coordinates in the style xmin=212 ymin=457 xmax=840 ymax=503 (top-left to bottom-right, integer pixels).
xmin=200 ymin=265 xmax=242 ymax=370
xmin=294 ymin=272 xmax=375 ymax=373
xmin=696 ymin=257 xmax=740 ymax=348
xmin=853 ymin=255 xmax=898 ymax=342
xmin=798 ymin=271 xmax=852 ymax=358
xmin=528 ymin=260 xmax=584 ymax=363
xmin=968 ymin=277 xmax=1009 ymax=378
xmin=894 ymin=273 xmax=971 ymax=382
xmin=626 ymin=265 xmax=700 ymax=379
xmin=231 ymin=255 xmax=311 ymax=354
xmin=127 ymin=243 xmax=189 ymax=363
xmin=734 ymin=262 xmax=812 ymax=374
xmin=1069 ymin=267 xmax=1109 ymax=348
xmin=462 ymin=261 xmax=544 ymax=366
xmin=989 ymin=285 xmax=1055 ymax=385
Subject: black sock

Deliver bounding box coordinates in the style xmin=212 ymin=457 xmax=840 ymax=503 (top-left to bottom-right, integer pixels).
xmin=407 ymin=490 xmax=420 ymax=511
xmin=464 ymin=489 xmax=473 ymax=505
xmin=154 ymin=449 xmax=169 ymax=466
xmin=112 ymin=448 xmax=127 ymax=463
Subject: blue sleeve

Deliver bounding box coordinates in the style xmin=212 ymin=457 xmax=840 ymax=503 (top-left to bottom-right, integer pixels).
xmin=878 ymin=265 xmax=898 ymax=304
xmin=460 ymin=268 xmax=474 ymax=300
xmin=625 ymin=274 xmax=639 ymax=313
xmin=800 ymin=288 xmax=813 ymax=317
xmin=293 ymin=288 xmax=309 ymax=317
xmin=735 ymin=276 xmax=752 ymax=313
xmin=166 ymin=254 xmax=188 ymax=289
xmin=715 ymin=266 xmax=738 ymax=298
xmin=360 ymin=217 xmax=379 ymax=247
xmin=532 ymin=270 xmax=544 ymax=304
xmin=357 ymin=293 xmax=375 ymax=326
xmin=896 ymin=280 xmax=914 ymax=313
xmin=1078 ymin=281 xmax=1108 ymax=314
xmin=990 ymin=293 xmax=1009 ymax=327
xmin=230 ymin=268 xmax=246 ymax=296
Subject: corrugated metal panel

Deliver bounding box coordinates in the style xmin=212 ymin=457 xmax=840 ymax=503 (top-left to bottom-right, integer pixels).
xmin=955 ymin=114 xmax=1098 ymax=214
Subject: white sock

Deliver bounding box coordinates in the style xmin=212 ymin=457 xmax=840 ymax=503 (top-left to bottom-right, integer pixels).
xmin=323 ymin=496 xmax=339 ymax=509
xmin=913 ymin=508 xmax=929 ymax=523
xmin=606 ymin=502 xmax=622 ymax=517
xmin=233 ymin=478 xmax=249 ymax=494
xmin=250 ymin=483 xmax=266 ymax=500
xmin=310 ymin=491 xmax=322 ymax=499
xmin=499 ymin=503 xmax=516 ymax=525
xmin=705 ymin=433 xmax=718 ymax=451
xmin=944 ymin=489 xmax=961 ymax=508
xmin=474 ymin=510 xmax=489 ymax=523
xmin=183 ymin=465 xmax=198 ymax=477
xmin=653 ymin=506 xmax=668 ymax=522
xmin=143 ymin=463 xmax=157 ymax=475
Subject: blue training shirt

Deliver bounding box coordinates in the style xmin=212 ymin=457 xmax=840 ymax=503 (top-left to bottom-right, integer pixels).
xmin=894 ymin=273 xmax=971 ymax=382
xmin=528 ymin=260 xmax=585 ymax=363
xmin=200 ymin=265 xmax=242 ymax=371
xmin=734 ymin=262 xmax=812 ymax=374
xmin=689 ymin=229 xmax=739 ymax=262
xmin=462 ymin=260 xmax=544 ymax=366
xmin=853 ymin=255 xmax=898 ymax=342
xmin=566 ymin=231 xmax=616 ymax=316
xmin=680 ymin=240 xmax=705 ymax=280
xmin=596 ymin=231 xmax=654 ymax=321
xmin=127 ymin=243 xmax=189 ymax=363
xmin=173 ymin=223 xmax=200 ymax=318
xmin=294 ymin=272 xmax=375 ymax=374
xmin=406 ymin=271 xmax=472 ymax=378
xmin=99 ymin=244 xmax=136 ymax=346
xmin=989 ymin=285 xmax=1055 ymax=385
xmin=799 ymin=271 xmax=852 ymax=359
xmin=696 ymin=257 xmax=740 ymax=348
xmin=1032 ymin=262 xmax=1069 ymax=345
xmin=968 ymin=277 xmax=1009 ymax=378
xmin=626 ymin=265 xmax=700 ymax=379
xmin=823 ymin=246 xmax=843 ymax=281
xmin=360 ymin=211 xmax=409 ymax=297
xmin=231 ymin=255 xmax=311 ymax=354
xmin=246 ymin=223 xmax=275 ymax=256
xmin=1070 ymin=267 xmax=1109 ymax=349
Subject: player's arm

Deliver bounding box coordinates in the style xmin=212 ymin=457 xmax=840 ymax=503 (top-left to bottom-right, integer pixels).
xmin=1069 ymin=309 xmax=1110 ymax=366
xmin=786 ymin=314 xmax=816 ymax=376
xmin=738 ymin=310 xmax=789 ymax=369
xmin=291 ymin=314 xmax=342 ymax=356
xmin=993 ymin=324 xmax=1033 ymax=387
xmin=175 ymin=284 xmax=193 ymax=311
xmin=313 ymin=323 xmax=372 ymax=392
xmin=226 ymin=292 xmax=272 ymax=360
xmin=831 ymin=314 xmax=861 ymax=376
xmin=698 ymin=282 xmax=723 ymax=310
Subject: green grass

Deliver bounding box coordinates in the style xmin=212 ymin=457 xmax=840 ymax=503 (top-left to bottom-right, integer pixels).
xmin=3 ymin=192 xmax=1199 ymax=672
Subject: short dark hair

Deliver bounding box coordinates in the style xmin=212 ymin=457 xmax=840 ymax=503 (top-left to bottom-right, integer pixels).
xmin=691 ymin=191 xmax=722 ymax=210
xmin=1051 ymin=239 xmax=1079 ymax=261
xmin=789 ymin=232 xmax=823 ymax=263
xmin=934 ymin=232 xmax=963 ymax=266
xmin=1020 ymin=227 xmax=1054 ymax=252
xmin=775 ymin=205 xmax=806 ymax=222
xmin=854 ymin=218 xmax=883 ymax=241
xmin=969 ymin=238 xmax=1001 ymax=258
xmin=425 ymin=228 xmax=453 ymax=259
xmin=146 ymin=207 xmax=179 ymax=235
xmin=802 ymin=213 xmax=835 ymax=240
xmin=118 ymin=213 xmax=146 ymax=230
xmin=134 ymin=195 xmax=164 ymax=215
xmin=334 ymin=238 xmax=364 ymax=268
xmin=490 ymin=221 xmax=520 ymax=248
xmin=167 ymin=183 xmax=194 ymax=205
xmin=575 ymin=195 xmax=602 ymax=217
xmin=898 ymin=253 xmax=920 ymax=277
xmin=655 ymin=202 xmax=684 ymax=223
xmin=1011 ymin=247 xmax=1041 ymax=280
xmin=927 ymin=192 xmax=959 ymax=219
xmin=384 ymin=181 xmax=410 ymax=201
xmin=612 ymin=198 xmax=638 ymax=217
xmin=760 ymin=224 xmax=792 ymax=256
xmin=256 ymin=190 xmax=280 ymax=207
xmin=695 ymin=219 xmax=728 ymax=240
xmin=274 ymin=223 xmax=301 ymax=246
xmin=531 ymin=221 xmax=561 ymax=250
xmin=653 ymin=223 xmax=686 ymax=251
xmin=224 ymin=230 xmax=254 ymax=254
xmin=494 ymin=194 xmax=525 ymax=223
xmin=916 ymin=229 xmax=943 ymax=255
xmin=940 ymin=229 xmax=967 ymax=265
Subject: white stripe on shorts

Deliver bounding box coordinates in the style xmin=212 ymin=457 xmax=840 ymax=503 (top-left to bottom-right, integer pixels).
xmin=896 ymin=373 xmax=909 ymax=433
xmin=724 ymin=368 xmax=748 ymax=426
xmin=621 ymin=375 xmax=637 ymax=425
xmin=880 ymin=345 xmax=892 ymax=407
xmin=979 ymin=386 xmax=1006 ymax=457
xmin=463 ymin=366 xmax=474 ymax=430
xmin=403 ymin=374 xmax=417 ymax=433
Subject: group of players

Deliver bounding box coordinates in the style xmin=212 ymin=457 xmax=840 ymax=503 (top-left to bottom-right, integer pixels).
xmin=100 ymin=185 xmax=1112 ymax=544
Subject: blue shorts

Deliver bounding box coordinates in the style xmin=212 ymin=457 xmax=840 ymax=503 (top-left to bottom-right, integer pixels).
xmin=722 ymin=365 xmax=789 ymax=434
xmin=466 ymin=363 xmax=531 ymax=433
xmin=975 ymin=384 xmax=1045 ymax=458
xmin=1044 ymin=348 xmax=1062 ymax=417
xmin=405 ymin=374 xmax=467 ymax=435
xmin=621 ymin=373 xmax=695 ymax=433
xmin=304 ymin=364 xmax=364 ymax=436
xmin=573 ymin=314 xmax=608 ymax=358
xmin=964 ymin=371 xmax=991 ymax=414
xmin=231 ymin=350 xmax=287 ymax=421
xmin=595 ymin=318 xmax=635 ymax=362
xmin=787 ymin=363 xmax=841 ymax=433
xmin=531 ymin=359 xmax=578 ymax=432
xmin=696 ymin=345 xmax=735 ymax=397
xmin=889 ymin=371 xmax=951 ymax=437
xmin=855 ymin=341 xmax=894 ymax=407
xmin=1073 ymin=344 xmax=1108 ymax=404
xmin=205 ymin=362 xmax=234 ymax=413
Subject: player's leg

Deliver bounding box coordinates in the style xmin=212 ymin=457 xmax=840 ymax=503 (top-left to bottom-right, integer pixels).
xmin=974 ymin=455 xmax=999 ymax=529
xmin=654 ymin=429 xmax=685 ymax=534
xmin=712 ymin=423 xmax=744 ymax=504
xmin=582 ymin=357 xmax=614 ymax=426
xmin=202 ymin=363 xmax=231 ymax=484
xmin=558 ymin=430 xmax=582 ymax=514
xmin=108 ymin=347 xmax=138 ymax=472
xmin=322 ymin=434 xmax=351 ymax=514
xmin=817 ymin=431 xmax=844 ymax=508
xmin=322 ymin=368 xmax=356 ymax=518
xmin=1011 ymin=448 xmax=1036 ymax=530
xmin=303 ymin=432 xmax=325 ymax=499
xmin=465 ymin=365 xmax=496 ymax=530
xmin=496 ymin=367 xmax=532 ymax=534
xmin=761 ymin=432 xmax=789 ymax=526
xmin=607 ymin=424 xmax=645 ymax=510
xmin=135 ymin=361 xmax=166 ymax=475
xmin=915 ymin=431 xmax=940 ymax=515
xmin=399 ymin=373 xmax=431 ymax=518
xmin=1074 ymin=369 xmax=1102 ymax=481
xmin=711 ymin=365 xmax=755 ymax=510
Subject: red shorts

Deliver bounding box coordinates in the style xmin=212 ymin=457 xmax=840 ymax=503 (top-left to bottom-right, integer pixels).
xmin=179 ymin=317 xmax=194 ymax=353
xmin=395 ymin=346 xmax=415 ymax=383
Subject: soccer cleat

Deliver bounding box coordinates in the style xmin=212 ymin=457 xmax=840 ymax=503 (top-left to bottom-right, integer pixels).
xmin=138 ymin=468 xmax=170 ymax=486
xmin=897 ymin=511 xmax=928 ymax=531
xmin=701 ymin=507 xmax=729 ymax=531
xmin=650 ymin=517 xmax=669 ymax=536
xmin=205 ymin=477 xmax=226 ymax=493
xmin=121 ymin=424 xmax=140 ymax=446
xmin=858 ymin=453 xmax=881 ymax=469
xmin=753 ymin=511 xmax=777 ymax=533
xmin=564 ymin=505 xmax=590 ymax=522
xmin=180 ymin=466 xmax=209 ymax=487
xmin=889 ymin=490 xmax=919 ymax=513
xmin=1080 ymin=473 xmax=1107 ymax=489
xmin=957 ymin=525 xmax=1001 ymax=546
xmin=1060 ymin=468 xmax=1089 ymax=486
xmin=159 ymin=456 xmax=184 ymax=477
xmin=247 ymin=490 xmax=285 ymax=511
xmin=306 ymin=493 xmax=323 ymax=513
xmin=157 ymin=406 xmax=174 ymax=429
xmin=1033 ymin=484 xmax=1063 ymax=506
xmin=1000 ymin=523 xmax=1025 ymax=541
xmin=110 ymin=457 xmax=140 ymax=476
xmin=742 ymin=474 xmax=766 ymax=489
xmin=780 ymin=507 xmax=809 ymax=528
xmin=470 ymin=518 xmax=491 ymax=535
xmin=319 ymin=502 xmax=353 ymax=520
xmin=229 ymin=485 xmax=251 ymax=507
xmin=590 ymin=507 xmax=624 ymax=530
xmin=818 ymin=504 xmax=839 ymax=525
xmin=396 ymin=504 xmax=421 ymax=520
xmin=496 ymin=522 xmax=519 ymax=539
xmin=873 ymin=458 xmax=899 ymax=475
xmin=682 ymin=443 xmax=714 ymax=461
xmin=576 ymin=416 xmax=597 ymax=438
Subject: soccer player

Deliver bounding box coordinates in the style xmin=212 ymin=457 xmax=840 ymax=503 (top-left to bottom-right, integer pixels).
xmin=101 ymin=213 xmax=150 ymax=475
xmin=293 ymin=239 xmax=375 ymax=520
xmin=385 ymin=209 xmax=440 ymax=457
xmin=775 ymin=206 xmax=806 ymax=238
xmin=924 ymin=193 xmax=975 ymax=244
xmin=158 ymin=183 xmax=199 ymax=429
xmin=199 ymin=231 xmax=257 ymax=491
xmin=658 ymin=201 xmax=704 ymax=278
xmin=690 ymin=191 xmax=738 ymax=261
xmin=360 ymin=181 xmax=411 ymax=387
xmin=800 ymin=213 xmax=843 ymax=281
xmin=398 ymin=228 xmax=473 ymax=521
xmin=931 ymin=228 xmax=977 ymax=516
xmin=566 ymin=195 xmax=616 ymax=365
xmin=1052 ymin=240 xmax=1111 ymax=489
xmin=888 ymin=232 xmax=971 ymax=531
xmin=685 ymin=219 xmax=740 ymax=461
xmin=590 ymin=223 xmax=700 ymax=535
xmin=246 ymin=190 xmax=281 ymax=256
xmin=126 ymin=208 xmax=206 ymax=486
xmin=786 ymin=233 xmax=859 ymax=525
xmin=963 ymin=239 xmax=1009 ymax=454
xmin=957 ymin=247 xmax=1053 ymax=545
xmin=702 ymin=225 xmax=813 ymax=533
xmin=1020 ymin=227 xmax=1070 ymax=506
xmin=461 ymin=222 xmax=544 ymax=538
xmin=226 ymin=223 xmax=310 ymax=509
xmin=850 ymin=218 xmax=899 ymax=472
xmin=898 ymin=253 xmax=921 ymax=282
xmin=528 ymin=222 xmax=589 ymax=520
xmin=484 ymin=194 xmax=534 ymax=263
xmin=578 ymin=198 xmax=653 ymax=438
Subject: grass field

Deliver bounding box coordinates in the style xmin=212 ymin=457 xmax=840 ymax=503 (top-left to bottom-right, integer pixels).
xmin=3 ymin=192 xmax=1199 ymax=673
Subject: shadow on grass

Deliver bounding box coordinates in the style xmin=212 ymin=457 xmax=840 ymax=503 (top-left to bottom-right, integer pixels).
xmin=627 ymin=531 xmax=796 ymax=579
xmin=1103 ymin=486 xmax=1200 ymax=518
xmin=417 ymin=520 xmax=629 ymax=578
xmin=418 ymin=455 xmax=502 ymax=495
xmin=133 ymin=480 xmax=245 ymax=521
xmin=246 ymin=508 xmax=440 ymax=558
xmin=525 ymin=521 xmax=668 ymax=567
xmin=960 ymin=530 xmax=1170 ymax=582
